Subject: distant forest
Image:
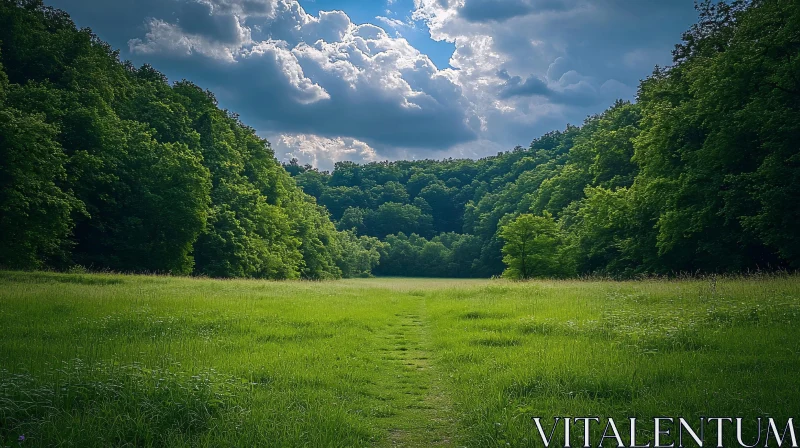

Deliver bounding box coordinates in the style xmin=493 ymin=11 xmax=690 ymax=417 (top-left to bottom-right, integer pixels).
xmin=1 ymin=0 xmax=798 ymax=279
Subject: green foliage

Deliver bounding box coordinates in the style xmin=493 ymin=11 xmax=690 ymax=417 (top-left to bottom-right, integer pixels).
xmin=374 ymin=232 xmax=483 ymax=278
xmin=0 ymin=107 xmax=79 ymax=268
xmin=334 ymin=230 xmax=382 ymax=278
xmin=365 ymin=202 xmax=433 ymax=239
xmin=69 ymin=120 xmax=211 ymax=275
xmin=283 ymin=0 xmax=799 ymax=278
xmin=2 ymin=0 xmax=798 ymax=278
xmin=0 ymin=1 xmax=351 ymax=279
xmin=632 ymin=0 xmax=800 ymax=271
xmin=499 ymin=213 xmax=572 ymax=279
xmin=561 ymin=187 xmax=635 ymax=275
xmin=337 ymin=207 xmax=369 ymax=234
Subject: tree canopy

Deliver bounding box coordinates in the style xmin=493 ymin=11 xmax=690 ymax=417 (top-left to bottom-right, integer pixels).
xmin=0 ymin=0 xmax=378 ymax=279
xmin=284 ymin=0 xmax=800 ymax=278
xmin=1 ymin=0 xmax=798 ymax=279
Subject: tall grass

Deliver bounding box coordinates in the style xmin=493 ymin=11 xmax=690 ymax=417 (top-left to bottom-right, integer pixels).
xmin=0 ymin=272 xmax=798 ymax=446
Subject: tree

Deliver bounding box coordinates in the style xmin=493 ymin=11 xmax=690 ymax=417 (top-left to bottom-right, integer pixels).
xmin=370 ymin=181 xmax=409 ymax=205
xmin=418 ymin=182 xmax=460 ymax=233
xmin=337 ymin=207 xmax=368 ymax=234
xmin=0 ymin=1 xmax=348 ymax=279
xmin=364 ymin=202 xmax=433 ymax=239
xmin=632 ymin=0 xmax=799 ymax=271
xmin=4 ymin=0 xmax=797 ymax=279
xmin=499 ymin=213 xmax=570 ymax=279
xmin=0 ymin=107 xmax=80 ymax=269
xmin=335 ymin=230 xmax=382 ymax=278
xmin=562 ymin=187 xmax=635 ymax=275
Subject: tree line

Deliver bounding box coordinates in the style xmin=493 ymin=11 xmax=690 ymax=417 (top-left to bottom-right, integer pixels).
xmin=0 ymin=0 xmax=380 ymax=279
xmin=286 ymin=0 xmax=799 ymax=279
xmin=1 ymin=0 xmax=797 ymax=279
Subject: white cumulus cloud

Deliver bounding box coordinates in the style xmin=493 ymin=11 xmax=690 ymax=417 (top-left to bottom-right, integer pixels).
xmin=128 ymin=0 xmax=479 ymax=165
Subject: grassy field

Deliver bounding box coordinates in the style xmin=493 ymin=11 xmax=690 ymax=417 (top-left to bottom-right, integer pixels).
xmin=1 ymin=272 xmax=799 ymax=447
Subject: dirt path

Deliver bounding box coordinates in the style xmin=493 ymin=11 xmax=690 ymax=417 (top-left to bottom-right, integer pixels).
xmin=375 ymin=297 xmax=456 ymax=447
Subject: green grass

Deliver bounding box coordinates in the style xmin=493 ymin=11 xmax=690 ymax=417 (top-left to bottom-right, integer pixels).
xmin=0 ymin=272 xmax=798 ymax=447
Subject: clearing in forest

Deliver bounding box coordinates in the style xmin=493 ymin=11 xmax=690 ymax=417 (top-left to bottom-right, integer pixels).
xmin=1 ymin=272 xmax=799 ymax=447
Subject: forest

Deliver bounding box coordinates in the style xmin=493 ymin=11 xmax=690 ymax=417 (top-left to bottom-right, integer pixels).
xmin=0 ymin=0 xmax=380 ymax=279
xmin=285 ymin=0 xmax=800 ymax=278
xmin=1 ymin=0 xmax=798 ymax=279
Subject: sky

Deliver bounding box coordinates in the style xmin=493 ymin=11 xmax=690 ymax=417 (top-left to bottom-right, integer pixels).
xmin=47 ymin=0 xmax=699 ymax=171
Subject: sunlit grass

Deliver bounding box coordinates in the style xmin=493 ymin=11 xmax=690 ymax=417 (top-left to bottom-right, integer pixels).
xmin=1 ymin=272 xmax=798 ymax=446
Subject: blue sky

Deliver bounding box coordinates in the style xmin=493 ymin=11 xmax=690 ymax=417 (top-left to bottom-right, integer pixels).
xmin=47 ymin=0 xmax=699 ymax=170
xmin=298 ymin=0 xmax=455 ymax=69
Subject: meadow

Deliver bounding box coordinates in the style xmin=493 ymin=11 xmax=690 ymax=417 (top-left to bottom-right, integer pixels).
xmin=1 ymin=271 xmax=799 ymax=447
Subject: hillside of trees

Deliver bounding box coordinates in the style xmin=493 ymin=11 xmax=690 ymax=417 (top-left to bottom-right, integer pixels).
xmin=285 ymin=0 xmax=800 ymax=278
xmin=1 ymin=0 xmax=798 ymax=279
xmin=0 ymin=0 xmax=381 ymax=279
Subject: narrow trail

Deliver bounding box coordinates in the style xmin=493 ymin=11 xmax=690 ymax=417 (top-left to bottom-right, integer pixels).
xmin=375 ymin=297 xmax=457 ymax=447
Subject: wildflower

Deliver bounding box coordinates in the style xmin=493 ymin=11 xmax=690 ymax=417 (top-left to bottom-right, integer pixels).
xmin=18 ymin=435 xmax=25 ymax=442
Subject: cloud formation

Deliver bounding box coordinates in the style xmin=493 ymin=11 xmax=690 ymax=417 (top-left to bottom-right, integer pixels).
xmin=49 ymin=0 xmax=698 ymax=167
xmin=269 ymin=133 xmax=379 ymax=171
xmin=127 ymin=0 xmax=479 ymax=152
xmin=411 ymin=0 xmax=695 ymax=150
